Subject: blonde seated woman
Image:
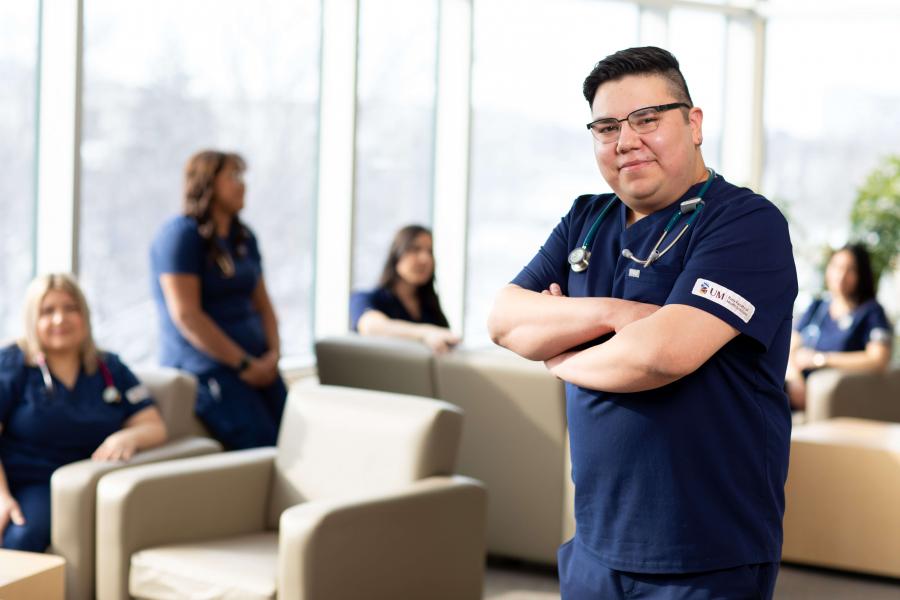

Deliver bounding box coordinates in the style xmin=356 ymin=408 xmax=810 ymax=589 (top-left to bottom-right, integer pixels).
xmin=350 ymin=225 xmax=460 ymax=354
xmin=0 ymin=274 xmax=167 ymax=552
xmin=786 ymin=244 xmax=893 ymax=410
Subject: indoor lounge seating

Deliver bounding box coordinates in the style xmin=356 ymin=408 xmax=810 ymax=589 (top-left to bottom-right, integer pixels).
xmin=50 ymin=367 xmax=221 ymax=600
xmin=94 ymin=384 xmax=487 ymax=600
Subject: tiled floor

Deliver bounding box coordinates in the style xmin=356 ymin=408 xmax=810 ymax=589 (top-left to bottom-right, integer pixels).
xmin=484 ymin=560 xmax=900 ymax=599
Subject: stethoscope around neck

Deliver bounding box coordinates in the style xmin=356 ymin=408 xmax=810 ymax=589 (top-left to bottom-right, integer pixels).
xmin=568 ymin=168 xmax=715 ymax=272
xmin=36 ymin=353 xmax=121 ymax=403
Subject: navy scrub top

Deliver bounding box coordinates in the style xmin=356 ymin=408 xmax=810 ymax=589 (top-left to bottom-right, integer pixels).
xmin=150 ymin=215 xmax=268 ymax=374
xmin=0 ymin=345 xmax=154 ymax=485
xmin=349 ymin=287 xmax=447 ymax=331
xmin=795 ymin=297 xmax=893 ymax=352
xmin=512 ymin=174 xmax=798 ymax=573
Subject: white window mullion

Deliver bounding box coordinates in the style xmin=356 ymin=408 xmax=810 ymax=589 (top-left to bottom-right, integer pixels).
xmin=431 ymin=0 xmax=472 ymax=335
xmin=313 ymin=0 xmax=359 ymax=339
xmin=35 ymin=0 xmax=83 ymax=275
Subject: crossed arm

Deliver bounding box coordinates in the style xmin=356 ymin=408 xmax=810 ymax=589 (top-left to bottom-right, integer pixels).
xmin=488 ymin=283 xmax=739 ymax=393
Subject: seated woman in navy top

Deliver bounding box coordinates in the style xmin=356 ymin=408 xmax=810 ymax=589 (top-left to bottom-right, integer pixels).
xmin=0 ymin=274 xmax=167 ymax=552
xmin=786 ymin=243 xmax=893 ymax=409
xmin=350 ymin=225 xmax=460 ymax=353
xmin=150 ymin=150 xmax=286 ymax=450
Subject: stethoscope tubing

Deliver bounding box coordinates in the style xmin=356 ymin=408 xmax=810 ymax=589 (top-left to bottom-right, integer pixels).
xmin=568 ymin=168 xmax=715 ymax=272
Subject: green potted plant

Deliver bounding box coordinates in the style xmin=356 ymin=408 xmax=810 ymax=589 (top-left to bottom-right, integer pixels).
xmin=851 ymin=155 xmax=900 ymax=281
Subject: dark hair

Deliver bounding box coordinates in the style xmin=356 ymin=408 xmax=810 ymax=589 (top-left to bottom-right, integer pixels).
xmin=182 ymin=150 xmax=250 ymax=271
xmin=832 ymin=243 xmax=877 ymax=304
xmin=583 ymin=46 xmax=693 ymax=108
xmin=378 ymin=225 xmax=449 ymax=328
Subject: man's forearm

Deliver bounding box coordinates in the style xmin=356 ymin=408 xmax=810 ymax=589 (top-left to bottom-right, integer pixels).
xmin=546 ymin=304 xmax=739 ymax=393
xmin=488 ymin=285 xmax=621 ymax=361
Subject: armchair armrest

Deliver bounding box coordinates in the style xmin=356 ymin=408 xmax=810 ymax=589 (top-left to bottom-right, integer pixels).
xmin=806 ymin=368 xmax=900 ymax=423
xmin=95 ymin=447 xmax=276 ymax=600
xmin=278 ymin=475 xmax=486 ymax=600
xmin=50 ymin=436 xmax=222 ymax=600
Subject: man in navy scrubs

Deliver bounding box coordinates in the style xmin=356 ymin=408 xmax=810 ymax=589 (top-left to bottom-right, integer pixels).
xmin=488 ymin=47 xmax=797 ymax=599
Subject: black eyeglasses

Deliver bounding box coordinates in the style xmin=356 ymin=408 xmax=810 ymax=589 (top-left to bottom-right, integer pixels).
xmin=586 ymin=102 xmax=690 ymax=143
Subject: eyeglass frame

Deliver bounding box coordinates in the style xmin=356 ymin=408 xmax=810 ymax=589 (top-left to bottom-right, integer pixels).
xmin=585 ymin=102 xmax=691 ymax=143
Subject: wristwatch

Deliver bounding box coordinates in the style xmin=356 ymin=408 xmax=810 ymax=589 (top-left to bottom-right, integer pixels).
xmin=812 ymin=352 xmax=827 ymax=368
xmin=237 ymin=354 xmax=253 ymax=372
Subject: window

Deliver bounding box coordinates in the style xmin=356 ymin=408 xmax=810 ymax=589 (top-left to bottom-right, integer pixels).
xmin=80 ymin=0 xmax=320 ymax=363
xmin=352 ymin=0 xmax=438 ymax=291
xmin=764 ymin=4 xmax=900 ymax=314
xmin=465 ymin=0 xmax=639 ymax=344
xmin=0 ymin=2 xmax=39 ymax=339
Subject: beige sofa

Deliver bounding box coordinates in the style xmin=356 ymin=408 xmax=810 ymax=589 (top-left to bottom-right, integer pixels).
xmin=94 ymin=384 xmax=487 ymax=600
xmin=805 ymin=367 xmax=900 ymax=423
xmin=315 ymin=336 xmax=572 ymax=564
xmin=50 ymin=367 xmax=221 ymax=600
xmin=783 ymin=417 xmax=900 ymax=577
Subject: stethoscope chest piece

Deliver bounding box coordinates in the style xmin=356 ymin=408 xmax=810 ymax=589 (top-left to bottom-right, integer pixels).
xmin=102 ymin=385 xmax=121 ymax=404
xmin=568 ymin=247 xmax=591 ymax=272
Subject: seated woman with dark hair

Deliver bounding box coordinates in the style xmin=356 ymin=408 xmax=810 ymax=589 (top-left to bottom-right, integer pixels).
xmin=0 ymin=274 xmax=167 ymax=552
xmin=350 ymin=225 xmax=460 ymax=354
xmin=786 ymin=243 xmax=894 ymax=410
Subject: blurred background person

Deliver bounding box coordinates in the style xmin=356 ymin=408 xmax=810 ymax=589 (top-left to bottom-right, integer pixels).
xmin=151 ymin=150 xmax=286 ymax=450
xmin=0 ymin=273 xmax=166 ymax=551
xmin=350 ymin=224 xmax=460 ymax=354
xmin=786 ymin=243 xmax=894 ymax=410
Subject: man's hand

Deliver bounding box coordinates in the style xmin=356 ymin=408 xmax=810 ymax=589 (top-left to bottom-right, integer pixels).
xmin=0 ymin=492 xmax=25 ymax=534
xmin=92 ymin=430 xmax=139 ymax=462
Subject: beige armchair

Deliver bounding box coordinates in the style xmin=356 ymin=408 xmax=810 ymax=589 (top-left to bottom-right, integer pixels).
xmin=315 ymin=334 xmax=435 ymax=397
xmin=805 ymin=366 xmax=900 ymax=423
xmin=51 ymin=367 xmax=221 ymax=600
xmin=95 ymin=384 xmax=487 ymax=600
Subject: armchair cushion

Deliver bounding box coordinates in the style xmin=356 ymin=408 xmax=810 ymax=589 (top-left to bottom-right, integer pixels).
xmin=129 ymin=532 xmax=278 ymax=600
xmin=266 ymin=385 xmax=462 ymax=528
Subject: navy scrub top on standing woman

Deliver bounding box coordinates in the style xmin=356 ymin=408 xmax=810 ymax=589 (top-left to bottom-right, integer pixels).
xmin=150 ymin=215 xmax=286 ymax=450
xmin=0 ymin=344 xmax=153 ymax=551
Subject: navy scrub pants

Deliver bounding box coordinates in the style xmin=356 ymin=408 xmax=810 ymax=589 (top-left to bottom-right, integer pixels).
xmin=559 ymin=540 xmax=778 ymax=600
xmin=194 ymin=367 xmax=287 ymax=450
xmin=2 ymin=481 xmax=51 ymax=552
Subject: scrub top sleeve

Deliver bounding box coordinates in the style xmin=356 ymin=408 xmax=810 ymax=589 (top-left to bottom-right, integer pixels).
xmin=0 ymin=345 xmax=25 ymax=424
xmin=861 ymin=301 xmax=894 ymax=345
xmin=103 ymin=353 xmax=155 ymax=416
xmin=666 ymin=199 xmax=798 ymax=351
xmin=349 ymin=291 xmax=377 ymax=332
xmin=511 ymin=198 xmax=582 ymax=294
xmin=794 ymin=299 xmax=822 ymax=332
xmin=153 ymin=217 xmax=204 ymax=276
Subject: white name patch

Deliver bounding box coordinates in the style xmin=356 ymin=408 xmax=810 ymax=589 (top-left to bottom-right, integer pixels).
xmin=125 ymin=384 xmax=151 ymax=405
xmin=628 ymin=268 xmax=641 ymax=278
xmin=691 ymin=278 xmax=755 ymax=323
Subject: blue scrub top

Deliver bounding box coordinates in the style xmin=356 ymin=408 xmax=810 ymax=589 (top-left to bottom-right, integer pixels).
xmin=0 ymin=345 xmax=154 ymax=484
xmin=512 ymin=174 xmax=798 ymax=573
xmin=150 ymin=215 xmax=268 ymax=374
xmin=795 ymin=297 xmax=893 ymax=352
xmin=349 ymin=287 xmax=447 ymax=331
